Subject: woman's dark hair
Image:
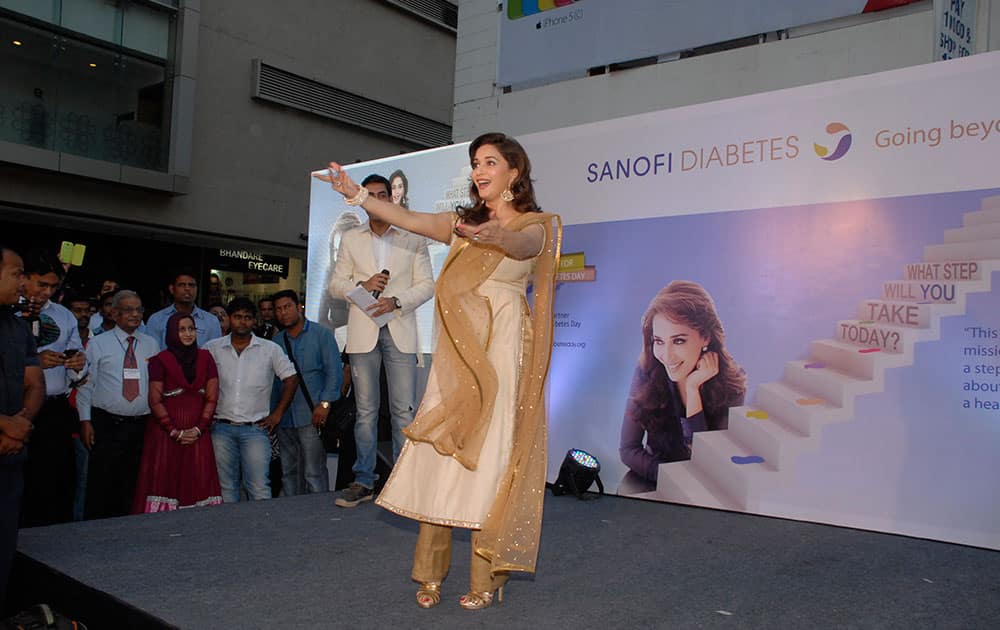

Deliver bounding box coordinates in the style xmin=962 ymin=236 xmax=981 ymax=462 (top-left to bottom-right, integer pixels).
xmin=457 ymin=132 xmax=540 ymax=225
xmin=627 ymin=281 xmax=746 ymax=433
xmin=388 ymin=169 xmax=409 ymax=208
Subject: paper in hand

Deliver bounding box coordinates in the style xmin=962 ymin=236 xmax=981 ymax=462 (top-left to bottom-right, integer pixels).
xmin=346 ymin=285 xmax=395 ymax=328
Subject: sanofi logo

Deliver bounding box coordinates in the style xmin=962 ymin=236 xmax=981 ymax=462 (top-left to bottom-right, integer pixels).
xmin=813 ymin=122 xmax=853 ymax=161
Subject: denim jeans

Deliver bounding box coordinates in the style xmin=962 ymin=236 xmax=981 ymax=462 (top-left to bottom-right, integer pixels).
xmin=276 ymin=424 xmax=329 ymax=496
xmin=211 ymin=422 xmax=272 ymax=502
xmin=349 ymin=326 xmax=416 ymax=489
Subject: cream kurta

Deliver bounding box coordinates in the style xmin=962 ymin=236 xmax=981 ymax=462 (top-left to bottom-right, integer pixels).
xmin=376 ymin=255 xmax=535 ymax=528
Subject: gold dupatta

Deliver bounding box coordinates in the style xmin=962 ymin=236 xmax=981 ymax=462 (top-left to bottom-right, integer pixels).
xmin=403 ymin=211 xmax=562 ymax=574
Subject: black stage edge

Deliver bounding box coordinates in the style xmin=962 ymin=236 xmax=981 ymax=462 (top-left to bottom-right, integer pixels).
xmin=8 ymin=554 xmax=177 ymax=629
xmin=10 ymin=492 xmax=1000 ymax=629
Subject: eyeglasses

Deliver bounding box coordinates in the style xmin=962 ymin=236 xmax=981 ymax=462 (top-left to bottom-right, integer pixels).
xmin=117 ymin=306 xmax=145 ymax=314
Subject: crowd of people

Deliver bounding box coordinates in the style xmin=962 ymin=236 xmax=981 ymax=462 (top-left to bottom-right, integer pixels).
xmin=2 ymin=131 xmax=567 ymax=612
xmin=0 ymin=250 xmax=358 ymax=605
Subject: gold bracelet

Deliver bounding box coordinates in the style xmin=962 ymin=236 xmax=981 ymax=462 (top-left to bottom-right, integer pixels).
xmin=345 ymin=186 xmax=369 ymax=206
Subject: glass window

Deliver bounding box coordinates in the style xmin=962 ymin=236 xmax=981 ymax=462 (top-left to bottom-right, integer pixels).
xmin=0 ymin=18 xmax=61 ymax=151
xmin=2 ymin=1 xmax=172 ymax=58
xmin=0 ymin=14 xmax=168 ymax=170
xmin=60 ymin=0 xmax=120 ymax=44
xmin=105 ymin=50 xmax=168 ymax=170
xmin=0 ymin=0 xmax=59 ymax=24
xmin=122 ymin=2 xmax=169 ymax=59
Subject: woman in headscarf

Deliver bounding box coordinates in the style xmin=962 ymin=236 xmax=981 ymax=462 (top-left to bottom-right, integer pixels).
xmin=133 ymin=312 xmax=222 ymax=512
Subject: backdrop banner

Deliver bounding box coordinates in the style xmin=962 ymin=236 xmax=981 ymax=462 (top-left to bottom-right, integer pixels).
xmin=497 ymin=0 xmax=923 ymax=87
xmin=309 ymin=52 xmax=1000 ymax=550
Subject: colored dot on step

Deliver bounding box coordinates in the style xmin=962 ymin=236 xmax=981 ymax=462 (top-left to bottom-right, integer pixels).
xmin=859 ymin=320 xmax=875 ymax=324
xmin=796 ymin=397 xmax=826 ymax=405
xmin=858 ymin=348 xmax=881 ymax=354
xmin=731 ymin=455 xmax=765 ymax=465
xmin=804 ymin=362 xmax=825 ymax=369
xmin=746 ymin=410 xmax=769 ymax=419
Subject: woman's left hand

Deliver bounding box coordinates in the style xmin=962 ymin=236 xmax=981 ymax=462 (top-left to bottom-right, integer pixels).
xmin=313 ymin=162 xmax=361 ymax=200
xmin=686 ymin=350 xmax=719 ymax=391
xmin=456 ymin=219 xmax=504 ymax=247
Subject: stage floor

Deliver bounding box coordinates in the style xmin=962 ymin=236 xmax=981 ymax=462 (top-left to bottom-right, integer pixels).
xmin=12 ymin=492 xmax=1000 ymax=629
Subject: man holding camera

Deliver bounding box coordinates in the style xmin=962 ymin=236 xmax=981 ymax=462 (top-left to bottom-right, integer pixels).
xmin=18 ymin=251 xmax=85 ymax=526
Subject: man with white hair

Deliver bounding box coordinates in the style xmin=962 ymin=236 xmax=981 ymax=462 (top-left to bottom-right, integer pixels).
xmin=77 ymin=290 xmax=158 ymax=519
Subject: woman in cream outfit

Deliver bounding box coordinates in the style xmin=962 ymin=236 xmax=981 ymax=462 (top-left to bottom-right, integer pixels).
xmin=316 ymin=132 xmax=560 ymax=610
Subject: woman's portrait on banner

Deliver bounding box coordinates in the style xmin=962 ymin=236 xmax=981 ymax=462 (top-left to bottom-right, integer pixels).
xmin=618 ymin=280 xmax=746 ymax=495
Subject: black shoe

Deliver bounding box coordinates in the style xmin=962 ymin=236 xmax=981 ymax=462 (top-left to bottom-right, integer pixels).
xmin=334 ymin=482 xmax=374 ymax=507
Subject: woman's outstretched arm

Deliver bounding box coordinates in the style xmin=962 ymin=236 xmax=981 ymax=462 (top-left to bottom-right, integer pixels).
xmin=314 ymin=162 xmax=454 ymax=244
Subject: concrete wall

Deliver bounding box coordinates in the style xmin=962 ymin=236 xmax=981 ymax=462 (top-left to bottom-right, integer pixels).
xmin=0 ymin=0 xmax=456 ymax=254
xmin=453 ymin=0 xmax=996 ymax=142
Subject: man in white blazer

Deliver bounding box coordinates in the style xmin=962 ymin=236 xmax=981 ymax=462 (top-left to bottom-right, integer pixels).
xmin=328 ymin=174 xmax=434 ymax=507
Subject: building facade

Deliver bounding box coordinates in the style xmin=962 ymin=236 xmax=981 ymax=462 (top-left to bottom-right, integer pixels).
xmin=1 ymin=0 xmax=456 ymax=308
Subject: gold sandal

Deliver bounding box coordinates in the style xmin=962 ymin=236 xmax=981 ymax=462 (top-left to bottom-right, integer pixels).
xmin=458 ymin=586 xmax=503 ymax=610
xmin=415 ymin=582 xmax=442 ymax=609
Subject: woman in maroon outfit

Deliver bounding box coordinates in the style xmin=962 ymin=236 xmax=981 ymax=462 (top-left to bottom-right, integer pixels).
xmin=133 ymin=313 xmax=222 ymax=513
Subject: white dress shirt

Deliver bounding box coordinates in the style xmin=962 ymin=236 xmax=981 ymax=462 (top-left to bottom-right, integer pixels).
xmin=77 ymin=326 xmax=157 ymax=420
xmin=371 ymin=226 xmax=397 ymax=272
xmin=203 ymin=334 xmax=296 ymax=424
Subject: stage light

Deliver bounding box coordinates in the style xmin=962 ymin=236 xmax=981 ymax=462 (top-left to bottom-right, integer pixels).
xmin=12 ymin=40 xmax=22 ymax=46
xmin=88 ymin=63 xmax=97 ymax=68
xmin=547 ymin=448 xmax=603 ymax=500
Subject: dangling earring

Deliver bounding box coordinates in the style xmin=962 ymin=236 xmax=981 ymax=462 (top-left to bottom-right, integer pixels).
xmin=500 ymin=188 xmax=515 ymax=202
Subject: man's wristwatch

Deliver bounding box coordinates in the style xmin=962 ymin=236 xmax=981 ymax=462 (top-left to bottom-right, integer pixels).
xmin=392 ymin=297 xmax=401 ymax=310
xmin=319 ymin=401 xmax=331 ymax=410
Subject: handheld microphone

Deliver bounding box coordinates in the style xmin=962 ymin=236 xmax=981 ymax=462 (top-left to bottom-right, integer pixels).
xmin=372 ymin=269 xmax=390 ymax=299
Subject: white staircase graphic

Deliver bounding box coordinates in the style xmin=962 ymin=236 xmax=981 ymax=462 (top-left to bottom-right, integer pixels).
xmin=651 ymin=194 xmax=1000 ymax=512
